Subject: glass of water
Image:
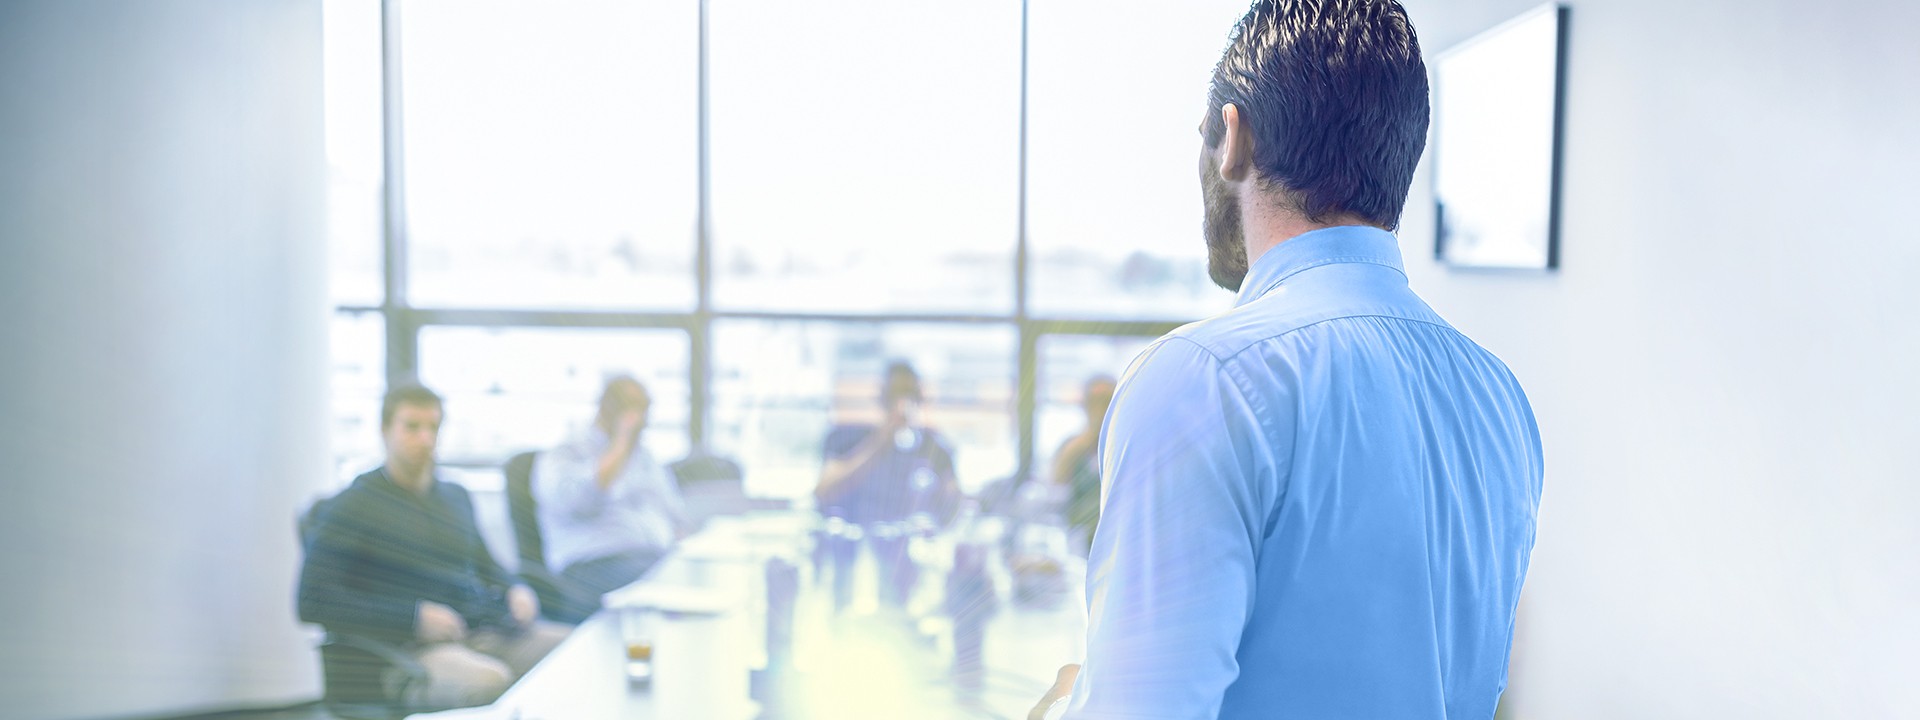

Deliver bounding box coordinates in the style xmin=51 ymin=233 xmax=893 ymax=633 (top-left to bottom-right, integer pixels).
xmin=619 ymin=607 xmax=657 ymax=684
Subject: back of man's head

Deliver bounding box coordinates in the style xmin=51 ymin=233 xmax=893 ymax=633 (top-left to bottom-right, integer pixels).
xmin=1204 ymin=0 xmax=1429 ymax=230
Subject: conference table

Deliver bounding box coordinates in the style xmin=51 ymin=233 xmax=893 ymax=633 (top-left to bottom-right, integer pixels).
xmin=413 ymin=510 xmax=1086 ymax=720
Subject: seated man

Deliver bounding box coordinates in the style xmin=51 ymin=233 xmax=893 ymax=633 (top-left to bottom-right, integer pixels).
xmin=298 ymin=384 xmax=569 ymax=710
xmin=1050 ymin=375 xmax=1116 ymax=554
xmin=815 ymin=361 xmax=962 ymax=608
xmin=533 ymin=376 xmax=691 ymax=622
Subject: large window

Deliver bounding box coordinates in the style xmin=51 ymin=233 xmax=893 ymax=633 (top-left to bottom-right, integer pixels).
xmin=322 ymin=0 xmax=1246 ymax=498
xmin=324 ymin=0 xmax=387 ymax=490
xmin=1026 ymin=0 xmax=1251 ymax=320
xmin=329 ymin=312 xmax=387 ymax=485
xmin=708 ymin=0 xmax=1021 ymax=314
xmin=324 ymin=0 xmax=385 ymax=310
xmin=400 ymin=0 xmax=698 ymax=310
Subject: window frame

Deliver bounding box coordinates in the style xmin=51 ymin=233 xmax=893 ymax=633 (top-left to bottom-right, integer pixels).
xmin=344 ymin=0 xmax=1187 ymax=481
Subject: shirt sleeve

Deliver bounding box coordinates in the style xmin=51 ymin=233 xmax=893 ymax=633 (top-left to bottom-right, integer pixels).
xmin=814 ymin=425 xmax=869 ymax=509
xmin=534 ymin=439 xmax=608 ymax=520
xmin=822 ymin=425 xmax=865 ymax=459
xmin=1064 ymin=338 xmax=1275 ymax=720
xmin=926 ymin=432 xmax=963 ymax=524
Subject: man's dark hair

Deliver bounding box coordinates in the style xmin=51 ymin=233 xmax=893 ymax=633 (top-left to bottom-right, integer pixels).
xmin=1202 ymin=0 xmax=1429 ymax=230
xmin=881 ymin=361 xmax=923 ymax=406
xmin=380 ymin=383 xmax=443 ymax=429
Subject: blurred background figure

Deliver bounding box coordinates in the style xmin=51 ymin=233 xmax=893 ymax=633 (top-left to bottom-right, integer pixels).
xmin=298 ymin=385 xmax=568 ymax=711
xmin=815 ymin=361 xmax=961 ymax=526
xmin=533 ymin=376 xmax=692 ymax=624
xmin=1050 ymin=375 xmax=1116 ymax=553
xmin=815 ymin=361 xmax=962 ymax=609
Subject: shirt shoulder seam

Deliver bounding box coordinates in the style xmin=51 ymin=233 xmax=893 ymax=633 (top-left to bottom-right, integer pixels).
xmin=1190 ymin=313 xmax=1462 ymax=363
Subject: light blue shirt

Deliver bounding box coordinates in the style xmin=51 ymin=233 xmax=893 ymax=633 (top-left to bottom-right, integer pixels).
xmin=533 ymin=429 xmax=690 ymax=572
xmin=1066 ymin=226 xmax=1544 ymax=719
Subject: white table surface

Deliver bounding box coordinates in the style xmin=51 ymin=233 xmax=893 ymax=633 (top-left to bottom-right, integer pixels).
xmin=412 ymin=511 xmax=1086 ymax=720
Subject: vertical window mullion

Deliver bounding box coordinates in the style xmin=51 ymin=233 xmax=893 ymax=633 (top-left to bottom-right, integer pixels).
xmin=379 ymin=0 xmax=416 ymax=385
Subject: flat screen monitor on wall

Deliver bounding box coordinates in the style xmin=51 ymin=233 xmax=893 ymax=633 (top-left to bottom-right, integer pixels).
xmin=1432 ymin=3 xmax=1568 ymax=270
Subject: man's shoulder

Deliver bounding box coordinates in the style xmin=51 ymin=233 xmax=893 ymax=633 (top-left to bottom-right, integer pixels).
xmin=1171 ymin=279 xmax=1450 ymax=362
xmin=328 ymin=469 xmax=385 ymax=504
xmin=314 ymin=470 xmax=392 ymax=529
xmin=919 ymin=429 xmax=958 ymax=459
xmin=817 ymin=423 xmax=872 ymax=459
xmin=328 ymin=469 xmax=472 ymax=515
xmin=431 ymin=477 xmax=477 ymax=512
xmin=825 ymin=423 xmax=873 ymax=444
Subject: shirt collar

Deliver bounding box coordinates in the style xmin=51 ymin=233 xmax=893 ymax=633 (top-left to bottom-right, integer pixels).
xmin=1233 ymin=225 xmax=1407 ymax=307
xmin=373 ymin=464 xmax=442 ymax=500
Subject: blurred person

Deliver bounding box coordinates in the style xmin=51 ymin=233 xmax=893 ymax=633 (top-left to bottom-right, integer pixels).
xmin=1050 ymin=375 xmax=1116 ymax=553
xmin=533 ymin=376 xmax=691 ymax=623
xmin=815 ymin=361 xmax=962 ymax=607
xmin=815 ymin=360 xmax=961 ymax=525
xmin=299 ymin=384 xmax=569 ymax=710
xmin=1031 ymin=2 xmax=1543 ymax=718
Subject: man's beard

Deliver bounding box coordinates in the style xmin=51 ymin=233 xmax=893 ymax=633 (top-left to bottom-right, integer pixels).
xmin=1202 ymin=161 xmax=1249 ymax=292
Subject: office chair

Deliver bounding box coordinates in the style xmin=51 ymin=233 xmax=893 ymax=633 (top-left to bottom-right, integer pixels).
xmin=502 ymin=451 xmax=598 ymax=624
xmin=297 ymin=498 xmax=430 ymax=720
xmin=670 ymin=450 xmax=756 ymax=526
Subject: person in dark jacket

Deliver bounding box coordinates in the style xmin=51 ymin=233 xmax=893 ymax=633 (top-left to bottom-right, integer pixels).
xmin=299 ymin=384 xmax=569 ymax=709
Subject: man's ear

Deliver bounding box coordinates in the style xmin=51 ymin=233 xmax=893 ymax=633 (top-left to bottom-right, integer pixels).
xmin=1217 ymin=103 xmax=1254 ymax=183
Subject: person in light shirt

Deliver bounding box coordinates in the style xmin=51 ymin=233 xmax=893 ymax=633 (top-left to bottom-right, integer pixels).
xmin=533 ymin=376 xmax=691 ymax=623
xmin=1030 ymin=1 xmax=1544 ymax=718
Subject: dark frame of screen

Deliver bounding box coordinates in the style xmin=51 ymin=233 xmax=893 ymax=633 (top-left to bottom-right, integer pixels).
xmin=338 ymin=0 xmax=1185 ymax=483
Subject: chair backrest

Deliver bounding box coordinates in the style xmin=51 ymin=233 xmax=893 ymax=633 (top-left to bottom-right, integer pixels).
xmin=503 ymin=451 xmax=546 ymax=573
xmin=670 ymin=451 xmax=754 ymax=525
xmin=669 ymin=451 xmax=744 ymax=487
xmin=298 ymin=494 xmax=334 ymax=552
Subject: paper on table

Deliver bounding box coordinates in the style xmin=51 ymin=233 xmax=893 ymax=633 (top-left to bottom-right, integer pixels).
xmin=602 ymin=584 xmax=735 ymax=615
xmin=673 ymin=531 xmax=760 ymax=562
xmin=403 ymin=703 xmax=518 ymax=720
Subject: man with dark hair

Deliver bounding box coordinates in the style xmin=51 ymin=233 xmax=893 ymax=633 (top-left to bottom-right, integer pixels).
xmin=533 ymin=375 xmax=691 ymax=622
xmin=1032 ymin=2 xmax=1542 ymax=718
xmin=299 ymin=384 xmax=569 ymax=710
xmin=815 ymin=361 xmax=962 ymax=607
xmin=815 ymin=361 xmax=960 ymax=524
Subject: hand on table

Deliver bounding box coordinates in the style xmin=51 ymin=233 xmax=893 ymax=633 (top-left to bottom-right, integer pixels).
xmin=416 ymin=601 xmax=468 ymax=644
xmin=508 ymin=584 xmax=540 ymax=627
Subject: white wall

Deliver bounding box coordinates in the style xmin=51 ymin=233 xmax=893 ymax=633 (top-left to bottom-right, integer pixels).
xmin=1396 ymin=0 xmax=1920 ymax=716
xmin=0 ymin=2 xmax=330 ymax=719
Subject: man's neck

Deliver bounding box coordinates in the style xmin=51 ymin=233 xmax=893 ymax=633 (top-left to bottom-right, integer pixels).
xmin=1239 ymin=194 xmax=1380 ymax=269
xmin=385 ymin=462 xmax=433 ymax=496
